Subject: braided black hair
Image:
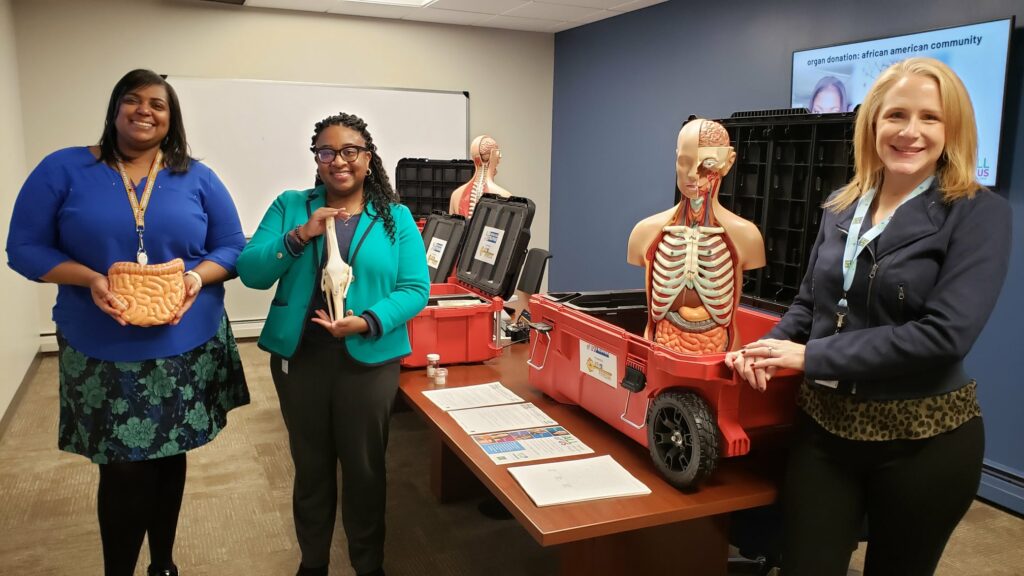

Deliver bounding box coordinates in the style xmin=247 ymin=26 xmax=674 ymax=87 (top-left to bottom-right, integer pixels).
xmin=311 ymin=112 xmax=399 ymax=243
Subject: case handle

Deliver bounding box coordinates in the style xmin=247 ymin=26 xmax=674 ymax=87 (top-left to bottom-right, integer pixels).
xmin=619 ymin=391 xmax=650 ymax=430
xmin=526 ymin=321 xmax=552 ymax=371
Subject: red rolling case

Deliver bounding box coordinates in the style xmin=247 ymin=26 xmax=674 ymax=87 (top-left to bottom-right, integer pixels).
xmin=403 ymin=194 xmax=535 ymax=367
xmin=526 ymin=289 xmax=800 ymax=488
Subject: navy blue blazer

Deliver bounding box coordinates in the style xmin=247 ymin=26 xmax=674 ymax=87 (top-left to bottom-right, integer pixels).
xmin=766 ymin=181 xmax=1011 ymax=400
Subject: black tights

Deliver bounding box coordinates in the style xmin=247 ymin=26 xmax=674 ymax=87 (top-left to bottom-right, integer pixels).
xmin=97 ymin=454 xmax=187 ymax=576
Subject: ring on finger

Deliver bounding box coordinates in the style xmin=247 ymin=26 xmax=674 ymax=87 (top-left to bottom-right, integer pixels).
xmin=768 ymin=346 xmax=775 ymax=358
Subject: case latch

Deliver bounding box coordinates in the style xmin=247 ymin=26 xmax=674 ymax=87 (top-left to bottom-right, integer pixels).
xmin=621 ymin=364 xmax=646 ymax=393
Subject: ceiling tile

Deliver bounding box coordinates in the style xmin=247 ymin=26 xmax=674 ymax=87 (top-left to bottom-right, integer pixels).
xmin=479 ymin=13 xmax=564 ymax=32
xmin=540 ymin=0 xmax=627 ymax=8
xmin=245 ymin=0 xmax=336 ymax=11
xmin=567 ymin=9 xmax=618 ymax=25
xmin=549 ymin=20 xmax=581 ymax=32
xmin=405 ymin=7 xmax=491 ymax=25
xmin=504 ymin=2 xmax=602 ymax=21
xmin=228 ymin=0 xmax=663 ymax=32
xmin=427 ymin=0 xmax=527 ymax=15
xmin=328 ymin=0 xmax=415 ymax=18
xmin=609 ymin=0 xmax=665 ymax=10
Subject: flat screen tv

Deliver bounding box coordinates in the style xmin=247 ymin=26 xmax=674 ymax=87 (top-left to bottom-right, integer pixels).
xmin=791 ymin=18 xmax=1014 ymax=187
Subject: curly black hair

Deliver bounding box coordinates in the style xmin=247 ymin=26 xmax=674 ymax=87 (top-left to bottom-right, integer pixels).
xmin=311 ymin=112 xmax=399 ymax=243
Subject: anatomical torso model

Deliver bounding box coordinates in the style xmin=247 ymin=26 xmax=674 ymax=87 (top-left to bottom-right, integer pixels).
xmin=627 ymin=119 xmax=765 ymax=354
xmin=449 ymin=135 xmax=511 ymax=218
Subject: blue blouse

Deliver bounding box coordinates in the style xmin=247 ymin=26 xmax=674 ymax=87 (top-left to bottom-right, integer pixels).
xmin=6 ymin=147 xmax=246 ymax=361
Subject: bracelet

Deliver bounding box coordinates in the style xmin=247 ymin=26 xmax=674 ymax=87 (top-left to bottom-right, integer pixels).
xmin=184 ymin=270 xmax=203 ymax=290
xmin=292 ymin=225 xmax=310 ymax=246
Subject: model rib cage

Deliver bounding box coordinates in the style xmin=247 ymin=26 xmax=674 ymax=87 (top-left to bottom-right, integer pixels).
xmin=650 ymin=225 xmax=735 ymax=327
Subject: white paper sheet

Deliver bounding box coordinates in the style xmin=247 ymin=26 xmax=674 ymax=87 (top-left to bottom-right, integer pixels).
xmin=507 ymin=455 xmax=651 ymax=507
xmin=447 ymin=402 xmax=557 ymax=434
xmin=471 ymin=426 xmax=594 ymax=465
xmin=421 ymin=382 xmax=524 ymax=412
xmin=436 ymin=299 xmax=483 ymax=308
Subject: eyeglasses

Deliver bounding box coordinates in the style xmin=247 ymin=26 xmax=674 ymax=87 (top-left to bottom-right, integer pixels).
xmin=311 ymin=145 xmax=370 ymax=164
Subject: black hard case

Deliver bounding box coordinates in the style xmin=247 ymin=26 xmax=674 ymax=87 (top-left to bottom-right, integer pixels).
xmin=421 ymin=211 xmax=467 ymax=284
xmin=451 ymin=193 xmax=535 ymax=300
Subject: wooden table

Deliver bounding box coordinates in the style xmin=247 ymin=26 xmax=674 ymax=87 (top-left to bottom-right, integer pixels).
xmin=399 ymin=344 xmax=780 ymax=576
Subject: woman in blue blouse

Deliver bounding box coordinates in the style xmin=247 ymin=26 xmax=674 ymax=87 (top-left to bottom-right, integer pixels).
xmin=237 ymin=112 xmax=429 ymax=576
xmin=6 ymin=69 xmax=250 ymax=576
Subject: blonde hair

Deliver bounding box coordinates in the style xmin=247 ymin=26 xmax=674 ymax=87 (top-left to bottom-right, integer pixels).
xmin=825 ymin=57 xmax=980 ymax=212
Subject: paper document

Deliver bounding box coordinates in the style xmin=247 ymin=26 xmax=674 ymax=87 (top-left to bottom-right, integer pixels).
xmin=436 ymin=299 xmax=483 ymax=308
xmin=421 ymin=382 xmax=524 ymax=412
xmin=448 ymin=402 xmax=557 ymax=435
xmin=472 ymin=426 xmax=594 ymax=465
xmin=507 ymin=455 xmax=651 ymax=507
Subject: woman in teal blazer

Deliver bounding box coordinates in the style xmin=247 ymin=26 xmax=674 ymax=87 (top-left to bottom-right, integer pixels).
xmin=237 ymin=112 xmax=428 ymax=576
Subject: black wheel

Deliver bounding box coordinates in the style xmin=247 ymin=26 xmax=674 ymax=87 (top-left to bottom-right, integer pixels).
xmin=646 ymin=390 xmax=719 ymax=489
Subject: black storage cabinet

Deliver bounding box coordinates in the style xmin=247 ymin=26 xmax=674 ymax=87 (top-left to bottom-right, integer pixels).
xmin=395 ymin=158 xmax=474 ymax=219
xmin=713 ymin=110 xmax=856 ymax=313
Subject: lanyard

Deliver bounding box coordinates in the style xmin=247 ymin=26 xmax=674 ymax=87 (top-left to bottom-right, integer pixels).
xmin=114 ymin=150 xmax=163 ymax=265
xmin=836 ymin=175 xmax=933 ymax=323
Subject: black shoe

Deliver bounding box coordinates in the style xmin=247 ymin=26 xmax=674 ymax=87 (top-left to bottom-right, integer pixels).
xmin=357 ymin=569 xmax=385 ymax=576
xmin=296 ymin=564 xmax=328 ymax=576
xmin=147 ymin=565 xmax=178 ymax=576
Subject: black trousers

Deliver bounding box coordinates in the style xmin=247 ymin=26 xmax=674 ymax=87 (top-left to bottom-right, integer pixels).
xmin=782 ymin=412 xmax=984 ymax=576
xmin=271 ymin=339 xmax=399 ymax=575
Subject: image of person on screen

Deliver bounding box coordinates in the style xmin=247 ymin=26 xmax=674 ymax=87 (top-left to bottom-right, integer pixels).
xmin=726 ymin=57 xmax=1011 ymax=575
xmin=236 ymin=112 xmax=428 ymax=576
xmin=809 ymin=76 xmax=849 ymax=113
xmin=5 ymin=69 xmax=250 ymax=576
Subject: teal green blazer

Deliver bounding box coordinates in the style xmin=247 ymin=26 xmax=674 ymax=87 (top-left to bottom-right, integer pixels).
xmin=237 ymin=186 xmax=429 ymax=362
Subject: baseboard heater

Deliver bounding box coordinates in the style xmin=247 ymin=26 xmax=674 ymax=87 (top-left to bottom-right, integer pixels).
xmin=980 ymin=462 xmax=1024 ymax=517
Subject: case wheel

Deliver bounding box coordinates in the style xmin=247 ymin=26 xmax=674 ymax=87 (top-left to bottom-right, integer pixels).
xmin=646 ymin=390 xmax=719 ymax=489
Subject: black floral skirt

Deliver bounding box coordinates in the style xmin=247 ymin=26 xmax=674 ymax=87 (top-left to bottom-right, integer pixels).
xmin=56 ymin=315 xmax=250 ymax=464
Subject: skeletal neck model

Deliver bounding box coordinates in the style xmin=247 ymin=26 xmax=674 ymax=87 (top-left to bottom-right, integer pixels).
xmin=453 ymin=134 xmax=510 ymax=218
xmin=466 ymin=161 xmax=490 ymax=218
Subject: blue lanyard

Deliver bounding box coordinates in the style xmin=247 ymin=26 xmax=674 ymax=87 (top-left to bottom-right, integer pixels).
xmin=838 ymin=175 xmax=934 ymax=311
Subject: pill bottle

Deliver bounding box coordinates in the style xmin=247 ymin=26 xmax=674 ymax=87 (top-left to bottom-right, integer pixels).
xmin=426 ymin=353 xmax=440 ymax=377
xmin=434 ymin=368 xmax=448 ymax=387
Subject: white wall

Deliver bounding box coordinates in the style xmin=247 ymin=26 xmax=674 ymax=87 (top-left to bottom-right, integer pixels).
xmin=13 ymin=0 xmax=554 ymax=338
xmin=0 ymin=0 xmax=39 ymax=421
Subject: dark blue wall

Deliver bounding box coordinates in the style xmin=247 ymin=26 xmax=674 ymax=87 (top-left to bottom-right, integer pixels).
xmin=551 ymin=0 xmax=1023 ymax=511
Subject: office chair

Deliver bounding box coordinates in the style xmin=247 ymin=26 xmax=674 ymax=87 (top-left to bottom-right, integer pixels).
xmin=516 ymin=247 xmax=551 ymax=296
xmin=503 ymin=248 xmax=551 ymax=341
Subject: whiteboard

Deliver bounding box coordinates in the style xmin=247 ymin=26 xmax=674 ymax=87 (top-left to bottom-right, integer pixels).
xmin=167 ymin=77 xmax=469 ymax=329
xmin=167 ymin=76 xmax=469 ymax=235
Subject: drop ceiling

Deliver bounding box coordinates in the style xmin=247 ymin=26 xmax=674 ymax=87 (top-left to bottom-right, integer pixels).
xmin=199 ymin=0 xmax=667 ymax=33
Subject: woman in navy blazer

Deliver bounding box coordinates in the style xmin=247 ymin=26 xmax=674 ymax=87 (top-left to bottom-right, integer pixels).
xmin=727 ymin=58 xmax=1011 ymax=575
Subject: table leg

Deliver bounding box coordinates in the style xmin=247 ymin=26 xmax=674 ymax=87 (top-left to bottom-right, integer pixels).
xmin=429 ymin=431 xmax=487 ymax=503
xmin=558 ymin=514 xmax=729 ymax=576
